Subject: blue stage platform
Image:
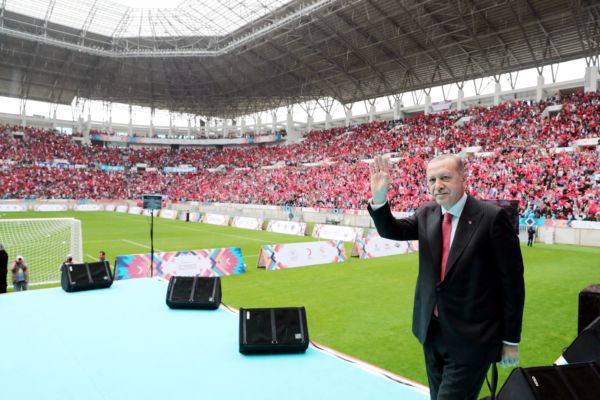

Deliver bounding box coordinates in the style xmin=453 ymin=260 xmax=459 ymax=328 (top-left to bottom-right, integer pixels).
xmin=0 ymin=278 xmax=428 ymax=399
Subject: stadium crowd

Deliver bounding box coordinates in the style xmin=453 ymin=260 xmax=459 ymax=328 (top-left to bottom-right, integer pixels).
xmin=1 ymin=91 xmax=598 ymax=220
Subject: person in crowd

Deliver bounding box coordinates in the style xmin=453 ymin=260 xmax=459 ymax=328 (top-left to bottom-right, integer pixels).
xmin=11 ymin=255 xmax=29 ymax=292
xmin=368 ymin=154 xmax=525 ymax=400
xmin=98 ymin=251 xmax=106 ymax=263
xmin=60 ymin=254 xmax=74 ymax=273
xmin=0 ymin=243 xmax=8 ymax=294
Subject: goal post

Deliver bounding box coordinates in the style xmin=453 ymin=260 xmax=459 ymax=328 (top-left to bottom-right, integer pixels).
xmin=0 ymin=218 xmax=83 ymax=285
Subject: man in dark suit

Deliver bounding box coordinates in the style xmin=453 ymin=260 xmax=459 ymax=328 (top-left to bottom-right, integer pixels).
xmin=368 ymin=154 xmax=525 ymax=400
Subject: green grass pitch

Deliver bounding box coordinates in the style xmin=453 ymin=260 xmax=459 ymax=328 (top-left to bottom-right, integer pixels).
xmin=2 ymin=211 xmax=599 ymax=396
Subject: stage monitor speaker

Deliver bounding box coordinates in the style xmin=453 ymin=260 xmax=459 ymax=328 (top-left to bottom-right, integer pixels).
xmin=239 ymin=307 xmax=309 ymax=355
xmin=61 ymin=261 xmax=113 ymax=292
xmin=563 ymin=316 xmax=600 ymax=364
xmin=579 ymin=284 xmax=600 ymax=334
xmin=497 ymin=362 xmax=600 ymax=400
xmin=166 ymin=276 xmax=221 ymax=310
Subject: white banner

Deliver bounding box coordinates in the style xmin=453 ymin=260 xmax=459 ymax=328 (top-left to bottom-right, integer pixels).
xmin=352 ymin=229 xmax=418 ymax=259
xmin=74 ymin=204 xmax=104 ymax=211
xmin=312 ymin=224 xmax=363 ymax=242
xmin=203 ymin=213 xmax=230 ymax=226
xmin=266 ymin=220 xmax=308 ymax=236
xmin=159 ymin=209 xmax=178 ymax=220
xmin=231 ymin=216 xmax=264 ymax=230
xmin=105 ymin=204 xmax=116 ymax=212
xmin=34 ymin=204 xmax=68 ymax=212
xmin=571 ymin=220 xmax=600 ymax=230
xmin=0 ymin=204 xmax=26 ymax=212
xmin=258 ymin=240 xmax=347 ymax=270
xmin=142 ymin=209 xmax=160 ymax=216
xmin=129 ymin=206 xmax=143 ymax=215
xmin=116 ymin=205 xmax=128 ymax=213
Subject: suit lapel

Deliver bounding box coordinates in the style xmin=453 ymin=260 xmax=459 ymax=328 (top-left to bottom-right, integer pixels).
xmin=444 ymin=196 xmax=482 ymax=279
xmin=427 ymin=205 xmax=443 ymax=279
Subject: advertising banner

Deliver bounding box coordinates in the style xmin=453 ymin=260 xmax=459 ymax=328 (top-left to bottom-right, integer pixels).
xmin=142 ymin=209 xmax=160 ymax=217
xmin=257 ymin=240 xmax=346 ymax=270
xmin=74 ymin=204 xmax=104 ymax=211
xmin=128 ymin=206 xmax=143 ymax=215
xmin=0 ymin=204 xmax=26 ymax=212
xmin=115 ymin=248 xmax=245 ymax=280
xmin=115 ymin=205 xmax=128 ymax=213
xmin=351 ymin=229 xmax=418 ymax=259
xmin=312 ymin=224 xmax=364 ymax=242
xmin=34 ymin=204 xmax=68 ymax=212
xmin=266 ymin=220 xmax=308 ymax=236
xmin=178 ymin=211 xmax=201 ymax=222
xmin=231 ymin=216 xmax=264 ymax=230
xmin=159 ymin=209 xmax=178 ymax=220
xmin=105 ymin=204 xmax=116 ymax=211
xmin=203 ymin=213 xmax=230 ymax=226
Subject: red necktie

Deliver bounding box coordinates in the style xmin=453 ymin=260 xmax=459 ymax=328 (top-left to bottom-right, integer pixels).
xmin=434 ymin=212 xmax=453 ymax=317
xmin=440 ymin=212 xmax=453 ymax=282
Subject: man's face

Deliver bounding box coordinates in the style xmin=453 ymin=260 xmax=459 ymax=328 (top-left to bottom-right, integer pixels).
xmin=426 ymin=158 xmax=466 ymax=209
xmin=99 ymin=253 xmax=105 ymax=261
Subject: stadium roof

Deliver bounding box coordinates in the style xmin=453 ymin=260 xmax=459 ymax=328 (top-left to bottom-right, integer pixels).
xmin=1 ymin=0 xmax=599 ymax=118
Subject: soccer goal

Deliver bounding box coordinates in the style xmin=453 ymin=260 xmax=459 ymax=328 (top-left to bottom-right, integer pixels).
xmin=0 ymin=218 xmax=83 ymax=285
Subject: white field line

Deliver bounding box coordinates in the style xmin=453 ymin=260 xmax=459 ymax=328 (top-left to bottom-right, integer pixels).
xmin=121 ymin=239 xmax=164 ymax=252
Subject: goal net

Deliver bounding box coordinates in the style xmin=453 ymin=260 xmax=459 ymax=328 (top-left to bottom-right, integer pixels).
xmin=0 ymin=218 xmax=83 ymax=285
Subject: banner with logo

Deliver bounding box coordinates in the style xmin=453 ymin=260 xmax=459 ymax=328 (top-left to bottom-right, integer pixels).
xmin=0 ymin=204 xmax=26 ymax=212
xmin=266 ymin=220 xmax=308 ymax=236
xmin=159 ymin=209 xmax=178 ymax=219
xmin=105 ymin=204 xmax=116 ymax=211
xmin=231 ymin=216 xmax=264 ymax=230
xmin=74 ymin=204 xmax=104 ymax=211
xmin=115 ymin=248 xmax=245 ymax=280
xmin=257 ymin=240 xmax=346 ymax=270
xmin=312 ymin=224 xmax=364 ymax=242
xmin=351 ymin=229 xmax=418 ymax=259
xmin=128 ymin=206 xmax=143 ymax=215
xmin=116 ymin=205 xmax=128 ymax=213
xmin=34 ymin=204 xmax=68 ymax=212
xmin=142 ymin=209 xmax=160 ymax=217
xmin=178 ymin=211 xmax=202 ymax=222
xmin=203 ymin=213 xmax=231 ymax=226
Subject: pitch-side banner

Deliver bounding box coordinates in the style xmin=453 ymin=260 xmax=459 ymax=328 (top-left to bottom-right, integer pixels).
xmin=115 ymin=248 xmax=245 ymax=280
xmin=142 ymin=209 xmax=160 ymax=217
xmin=312 ymin=224 xmax=364 ymax=242
xmin=34 ymin=204 xmax=69 ymax=212
xmin=0 ymin=204 xmax=26 ymax=212
xmin=129 ymin=206 xmax=143 ymax=215
xmin=266 ymin=220 xmax=308 ymax=236
xmin=203 ymin=213 xmax=231 ymax=226
xmin=74 ymin=204 xmax=104 ymax=211
xmin=115 ymin=205 xmax=128 ymax=213
xmin=159 ymin=209 xmax=178 ymax=219
xmin=257 ymin=240 xmax=347 ymax=270
xmin=351 ymin=229 xmax=418 ymax=259
xmin=178 ymin=211 xmax=202 ymax=222
xmin=231 ymin=216 xmax=264 ymax=230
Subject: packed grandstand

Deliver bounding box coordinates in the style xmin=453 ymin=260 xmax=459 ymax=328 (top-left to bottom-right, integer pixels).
xmin=1 ymin=91 xmax=598 ymax=221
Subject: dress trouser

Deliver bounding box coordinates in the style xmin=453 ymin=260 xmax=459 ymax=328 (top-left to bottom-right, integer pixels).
xmin=423 ymin=317 xmax=491 ymax=400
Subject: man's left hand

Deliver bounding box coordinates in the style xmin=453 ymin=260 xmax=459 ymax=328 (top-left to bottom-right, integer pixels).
xmin=499 ymin=344 xmax=520 ymax=368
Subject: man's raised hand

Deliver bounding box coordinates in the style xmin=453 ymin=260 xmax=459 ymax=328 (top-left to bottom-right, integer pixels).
xmin=369 ymin=155 xmax=391 ymax=205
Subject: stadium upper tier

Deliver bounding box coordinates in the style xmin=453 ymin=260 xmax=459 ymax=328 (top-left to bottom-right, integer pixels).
xmin=1 ymin=91 xmax=598 ymax=220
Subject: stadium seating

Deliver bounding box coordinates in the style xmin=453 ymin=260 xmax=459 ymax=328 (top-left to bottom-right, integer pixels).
xmin=0 ymin=91 xmax=598 ymax=220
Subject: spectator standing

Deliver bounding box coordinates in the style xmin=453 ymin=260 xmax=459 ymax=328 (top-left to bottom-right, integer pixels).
xmin=11 ymin=255 xmax=29 ymax=292
xmin=527 ymin=225 xmax=537 ymax=247
xmin=0 ymin=243 xmax=8 ymax=294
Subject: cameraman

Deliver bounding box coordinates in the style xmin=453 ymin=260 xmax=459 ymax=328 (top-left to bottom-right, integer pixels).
xmin=60 ymin=254 xmax=74 ymax=273
xmin=11 ymin=255 xmax=29 ymax=292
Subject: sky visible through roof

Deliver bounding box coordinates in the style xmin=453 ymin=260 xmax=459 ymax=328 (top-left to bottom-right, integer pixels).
xmin=5 ymin=0 xmax=294 ymax=37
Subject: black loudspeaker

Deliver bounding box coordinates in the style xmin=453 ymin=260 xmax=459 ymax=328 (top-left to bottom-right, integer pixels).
xmin=166 ymin=276 xmax=221 ymax=310
xmin=579 ymin=284 xmax=600 ymax=334
xmin=497 ymin=362 xmax=600 ymax=400
xmin=61 ymin=261 xmax=113 ymax=292
xmin=239 ymin=307 xmax=309 ymax=355
xmin=563 ymin=316 xmax=600 ymax=364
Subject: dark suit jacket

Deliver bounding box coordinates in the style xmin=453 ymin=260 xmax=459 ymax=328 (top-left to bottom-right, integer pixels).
xmin=369 ymin=196 xmax=525 ymax=364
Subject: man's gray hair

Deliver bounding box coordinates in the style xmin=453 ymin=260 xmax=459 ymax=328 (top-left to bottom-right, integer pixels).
xmin=429 ymin=154 xmax=465 ymax=174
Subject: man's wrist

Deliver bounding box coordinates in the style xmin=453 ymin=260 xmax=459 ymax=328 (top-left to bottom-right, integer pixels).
xmin=370 ymin=199 xmax=387 ymax=210
xmin=502 ymin=341 xmax=519 ymax=346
